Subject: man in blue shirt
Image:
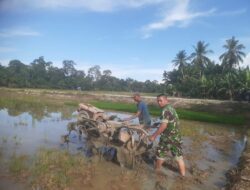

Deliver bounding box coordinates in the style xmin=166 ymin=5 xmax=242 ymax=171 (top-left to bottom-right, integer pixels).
xmin=123 ymin=93 xmax=151 ymax=128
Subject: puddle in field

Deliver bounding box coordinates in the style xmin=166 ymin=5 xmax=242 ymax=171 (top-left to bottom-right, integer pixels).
xmin=0 ymin=105 xmax=247 ymax=190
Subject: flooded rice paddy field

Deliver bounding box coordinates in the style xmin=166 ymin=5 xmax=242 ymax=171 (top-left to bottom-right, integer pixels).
xmin=0 ymin=102 xmax=248 ymax=190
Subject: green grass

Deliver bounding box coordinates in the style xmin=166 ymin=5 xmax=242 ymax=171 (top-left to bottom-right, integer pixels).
xmin=64 ymin=101 xmax=79 ymax=107
xmin=176 ymin=108 xmax=245 ymax=125
xmin=91 ymin=101 xmax=245 ymax=125
xmin=0 ymin=88 xmax=246 ymax=125
xmin=91 ymin=101 xmax=137 ymax=113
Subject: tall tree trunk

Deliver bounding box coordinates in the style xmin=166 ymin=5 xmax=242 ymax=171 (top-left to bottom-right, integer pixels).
xmin=229 ymin=89 xmax=233 ymax=101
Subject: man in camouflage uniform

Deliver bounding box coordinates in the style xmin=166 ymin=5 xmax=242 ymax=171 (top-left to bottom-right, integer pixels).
xmin=149 ymin=94 xmax=185 ymax=176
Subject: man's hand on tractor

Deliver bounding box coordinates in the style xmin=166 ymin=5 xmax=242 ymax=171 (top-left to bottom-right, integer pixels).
xmin=151 ymin=122 xmax=160 ymax=128
xmin=149 ymin=135 xmax=156 ymax=142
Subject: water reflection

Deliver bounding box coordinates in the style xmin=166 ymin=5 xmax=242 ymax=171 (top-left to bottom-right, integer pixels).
xmin=0 ymin=105 xmax=247 ymax=190
xmin=0 ymin=108 xmax=74 ymax=157
xmin=0 ymin=96 xmax=75 ymax=120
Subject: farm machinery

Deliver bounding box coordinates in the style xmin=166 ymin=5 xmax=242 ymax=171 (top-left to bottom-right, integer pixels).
xmin=65 ymin=103 xmax=154 ymax=168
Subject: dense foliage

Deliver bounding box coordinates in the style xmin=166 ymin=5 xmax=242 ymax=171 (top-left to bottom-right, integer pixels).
xmin=0 ymin=36 xmax=249 ymax=100
xmin=164 ymin=37 xmax=249 ymax=101
xmin=0 ymin=57 xmax=163 ymax=93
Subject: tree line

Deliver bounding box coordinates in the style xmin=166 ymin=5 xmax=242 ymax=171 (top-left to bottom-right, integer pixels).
xmin=0 ymin=36 xmax=249 ymax=101
xmin=164 ymin=36 xmax=249 ymax=101
xmin=0 ymin=58 xmax=163 ymax=93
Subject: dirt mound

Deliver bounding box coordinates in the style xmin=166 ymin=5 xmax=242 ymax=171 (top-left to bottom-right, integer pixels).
xmin=225 ymin=135 xmax=250 ymax=190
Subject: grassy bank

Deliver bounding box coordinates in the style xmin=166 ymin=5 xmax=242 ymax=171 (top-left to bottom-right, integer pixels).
xmin=0 ymin=88 xmax=246 ymax=125
xmin=91 ymin=101 xmax=245 ymax=125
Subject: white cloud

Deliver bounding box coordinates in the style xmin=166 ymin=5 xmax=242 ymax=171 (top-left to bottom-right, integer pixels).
xmin=142 ymin=0 xmax=216 ymax=38
xmin=112 ymin=66 xmax=164 ymax=82
xmin=0 ymin=28 xmax=41 ymax=38
xmin=69 ymin=60 xmax=164 ymax=82
xmin=0 ymin=0 xmax=165 ymax=12
xmin=1 ymin=0 xmax=245 ymax=39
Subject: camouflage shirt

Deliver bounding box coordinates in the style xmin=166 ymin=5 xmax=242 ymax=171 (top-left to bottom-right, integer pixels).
xmin=159 ymin=104 xmax=182 ymax=148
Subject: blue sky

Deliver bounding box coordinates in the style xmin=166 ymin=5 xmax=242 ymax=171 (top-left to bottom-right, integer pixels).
xmin=0 ymin=0 xmax=250 ymax=82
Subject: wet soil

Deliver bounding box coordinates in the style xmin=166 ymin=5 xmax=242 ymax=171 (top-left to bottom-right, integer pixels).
xmin=0 ymin=109 xmax=247 ymax=190
xmin=0 ymin=88 xmax=249 ymax=189
xmin=225 ymin=143 xmax=250 ymax=190
xmin=225 ymin=115 xmax=250 ymax=190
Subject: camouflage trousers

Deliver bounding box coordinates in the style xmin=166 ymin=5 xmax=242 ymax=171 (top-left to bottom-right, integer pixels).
xmin=156 ymin=138 xmax=183 ymax=160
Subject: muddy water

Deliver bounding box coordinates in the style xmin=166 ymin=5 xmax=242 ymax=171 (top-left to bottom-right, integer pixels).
xmin=0 ymin=105 xmax=247 ymax=190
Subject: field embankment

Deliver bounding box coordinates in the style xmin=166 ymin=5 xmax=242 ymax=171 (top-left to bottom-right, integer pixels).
xmin=1 ymin=87 xmax=249 ymax=126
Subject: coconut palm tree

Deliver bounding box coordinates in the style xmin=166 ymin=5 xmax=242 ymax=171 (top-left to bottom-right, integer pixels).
xmin=190 ymin=41 xmax=213 ymax=78
xmin=219 ymin=36 xmax=246 ymax=71
xmin=218 ymin=70 xmax=242 ymax=100
xmin=219 ymin=37 xmax=246 ymax=100
xmin=237 ymin=68 xmax=250 ymax=101
xmin=172 ymin=50 xmax=189 ymax=80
